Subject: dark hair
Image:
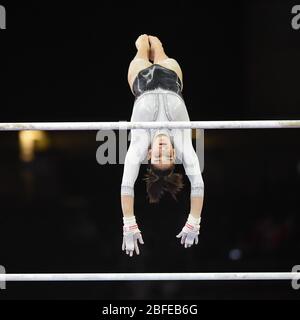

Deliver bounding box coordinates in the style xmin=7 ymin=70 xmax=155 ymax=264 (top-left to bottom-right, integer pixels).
xmin=143 ymin=164 xmax=184 ymax=204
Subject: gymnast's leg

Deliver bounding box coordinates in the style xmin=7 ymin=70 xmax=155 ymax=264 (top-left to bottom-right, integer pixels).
xmin=149 ymin=35 xmax=183 ymax=87
xmin=128 ymin=34 xmax=152 ymax=93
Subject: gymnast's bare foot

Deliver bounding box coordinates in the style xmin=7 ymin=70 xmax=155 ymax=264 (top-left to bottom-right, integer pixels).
xmin=149 ymin=35 xmax=167 ymax=62
xmin=149 ymin=35 xmax=163 ymax=49
xmin=135 ymin=34 xmax=150 ymax=52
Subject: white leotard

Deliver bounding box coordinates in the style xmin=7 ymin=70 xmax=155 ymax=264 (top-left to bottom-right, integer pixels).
xmin=121 ymin=89 xmax=204 ymax=198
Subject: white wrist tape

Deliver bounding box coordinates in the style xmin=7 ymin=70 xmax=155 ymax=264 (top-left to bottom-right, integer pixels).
xmin=123 ymin=215 xmax=140 ymax=234
xmin=188 ymin=214 xmax=201 ymax=225
xmin=123 ymin=215 xmax=136 ymax=226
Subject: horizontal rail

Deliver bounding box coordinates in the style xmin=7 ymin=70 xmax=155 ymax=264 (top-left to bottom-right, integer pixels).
xmin=0 ymin=272 xmax=299 ymax=281
xmin=0 ymin=120 xmax=300 ymax=131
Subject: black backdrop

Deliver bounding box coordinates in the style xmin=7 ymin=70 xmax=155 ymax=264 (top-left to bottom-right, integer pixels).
xmin=0 ymin=0 xmax=299 ymax=299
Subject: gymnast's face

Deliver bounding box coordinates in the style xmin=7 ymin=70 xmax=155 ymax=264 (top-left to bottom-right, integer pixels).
xmin=148 ymin=134 xmax=175 ymax=169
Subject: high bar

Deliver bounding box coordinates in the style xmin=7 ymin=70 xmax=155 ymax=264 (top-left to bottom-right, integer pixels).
xmin=0 ymin=272 xmax=299 ymax=281
xmin=0 ymin=120 xmax=300 ymax=131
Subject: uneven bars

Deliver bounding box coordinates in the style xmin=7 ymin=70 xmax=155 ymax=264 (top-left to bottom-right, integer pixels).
xmin=0 ymin=120 xmax=300 ymax=131
xmin=0 ymin=272 xmax=299 ymax=281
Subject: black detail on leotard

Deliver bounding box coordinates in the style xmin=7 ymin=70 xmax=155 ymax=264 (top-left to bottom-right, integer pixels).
xmin=132 ymin=64 xmax=183 ymax=98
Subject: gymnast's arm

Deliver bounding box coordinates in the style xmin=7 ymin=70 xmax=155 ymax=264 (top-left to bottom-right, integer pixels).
xmin=121 ymin=129 xmax=149 ymax=218
xmin=180 ymin=129 xmax=204 ymax=220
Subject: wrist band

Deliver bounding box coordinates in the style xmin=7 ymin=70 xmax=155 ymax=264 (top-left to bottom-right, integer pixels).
xmin=123 ymin=215 xmax=136 ymax=226
xmin=188 ymin=214 xmax=201 ymax=225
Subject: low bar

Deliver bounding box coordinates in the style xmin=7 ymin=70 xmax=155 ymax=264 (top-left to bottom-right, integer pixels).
xmin=0 ymin=272 xmax=299 ymax=282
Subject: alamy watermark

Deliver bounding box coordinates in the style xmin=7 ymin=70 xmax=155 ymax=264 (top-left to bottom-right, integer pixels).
xmin=291 ymin=265 xmax=300 ymax=290
xmin=291 ymin=5 xmax=300 ymax=30
xmin=0 ymin=5 xmax=6 ymax=29
xmin=0 ymin=265 xmax=6 ymax=290
xmin=96 ymin=127 xmax=205 ymax=173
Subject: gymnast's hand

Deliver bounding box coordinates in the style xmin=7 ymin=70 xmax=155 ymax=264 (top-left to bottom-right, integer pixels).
xmin=176 ymin=214 xmax=201 ymax=248
xmin=122 ymin=216 xmax=144 ymax=257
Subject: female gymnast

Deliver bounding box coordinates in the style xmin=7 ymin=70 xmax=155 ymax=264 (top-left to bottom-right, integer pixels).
xmin=121 ymin=35 xmax=204 ymax=257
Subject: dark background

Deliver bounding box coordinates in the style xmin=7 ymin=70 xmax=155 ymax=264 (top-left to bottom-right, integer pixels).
xmin=0 ymin=0 xmax=299 ymax=299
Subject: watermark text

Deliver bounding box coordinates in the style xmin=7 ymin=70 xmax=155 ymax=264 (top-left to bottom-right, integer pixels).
xmin=0 ymin=5 xmax=6 ymax=29
xmin=0 ymin=265 xmax=6 ymax=290
xmin=291 ymin=5 xmax=300 ymax=30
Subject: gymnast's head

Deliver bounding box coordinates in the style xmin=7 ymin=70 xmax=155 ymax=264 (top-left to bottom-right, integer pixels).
xmin=144 ymin=133 xmax=184 ymax=203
